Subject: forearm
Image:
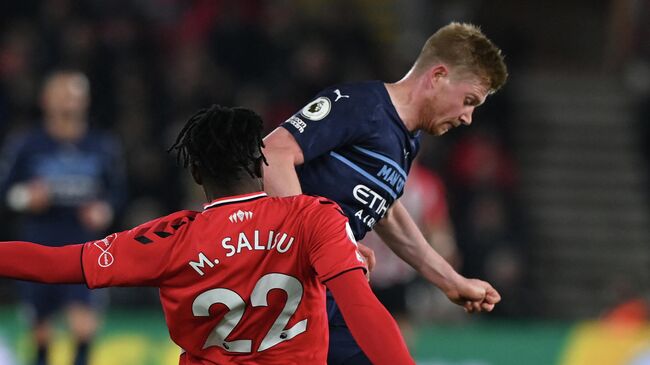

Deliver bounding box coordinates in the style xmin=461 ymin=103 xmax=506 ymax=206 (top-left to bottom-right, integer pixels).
xmin=0 ymin=241 xmax=84 ymax=283
xmin=375 ymin=201 xmax=460 ymax=292
xmin=327 ymin=269 xmax=415 ymax=365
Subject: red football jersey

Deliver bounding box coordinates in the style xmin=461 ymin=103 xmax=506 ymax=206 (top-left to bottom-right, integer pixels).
xmin=81 ymin=192 xmax=366 ymax=365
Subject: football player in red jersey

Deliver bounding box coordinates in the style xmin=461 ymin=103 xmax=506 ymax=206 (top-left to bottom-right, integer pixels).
xmin=0 ymin=105 xmax=414 ymax=365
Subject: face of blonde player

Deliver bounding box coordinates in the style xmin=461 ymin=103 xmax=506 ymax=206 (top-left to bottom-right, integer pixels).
xmin=419 ymin=67 xmax=489 ymax=136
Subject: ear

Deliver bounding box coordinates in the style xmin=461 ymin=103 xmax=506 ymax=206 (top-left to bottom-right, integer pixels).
xmin=427 ymin=64 xmax=449 ymax=87
xmin=190 ymin=163 xmax=203 ymax=186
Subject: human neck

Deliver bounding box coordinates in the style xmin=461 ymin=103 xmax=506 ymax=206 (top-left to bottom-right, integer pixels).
xmin=203 ymin=178 xmax=264 ymax=202
xmin=45 ymin=117 xmax=87 ymax=143
xmin=384 ymin=76 xmax=422 ymax=133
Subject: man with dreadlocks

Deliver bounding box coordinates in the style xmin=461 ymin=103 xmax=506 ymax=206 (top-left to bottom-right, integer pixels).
xmin=0 ymin=105 xmax=414 ymax=365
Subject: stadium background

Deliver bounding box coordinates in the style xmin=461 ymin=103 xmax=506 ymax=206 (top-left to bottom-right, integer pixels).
xmin=0 ymin=0 xmax=648 ymax=364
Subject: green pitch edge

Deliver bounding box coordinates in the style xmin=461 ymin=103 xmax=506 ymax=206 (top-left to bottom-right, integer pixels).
xmin=412 ymin=320 xmax=572 ymax=365
xmin=0 ymin=307 xmax=572 ymax=365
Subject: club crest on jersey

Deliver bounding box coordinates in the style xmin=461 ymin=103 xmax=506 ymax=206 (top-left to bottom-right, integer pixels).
xmin=229 ymin=210 xmax=253 ymax=223
xmin=301 ymin=97 xmax=331 ymax=121
xmin=93 ymin=233 xmax=117 ymax=268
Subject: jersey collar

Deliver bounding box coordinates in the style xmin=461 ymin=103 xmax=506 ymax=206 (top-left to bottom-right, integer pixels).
xmin=203 ymin=191 xmax=268 ymax=211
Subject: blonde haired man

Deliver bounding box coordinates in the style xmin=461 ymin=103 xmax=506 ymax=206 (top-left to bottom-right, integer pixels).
xmin=263 ymin=22 xmax=507 ymax=365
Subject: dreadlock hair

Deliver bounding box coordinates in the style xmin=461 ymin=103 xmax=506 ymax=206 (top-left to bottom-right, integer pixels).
xmin=168 ymin=104 xmax=268 ymax=187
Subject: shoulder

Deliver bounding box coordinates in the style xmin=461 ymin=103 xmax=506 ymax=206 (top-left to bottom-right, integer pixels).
xmin=163 ymin=209 xmax=200 ymax=222
xmin=269 ymin=194 xmax=344 ymax=211
xmin=302 ymin=81 xmax=385 ymax=119
xmin=10 ymin=128 xmax=43 ymax=144
xmin=289 ymin=194 xmax=347 ymax=219
xmin=324 ymin=81 xmax=384 ymax=99
xmin=127 ymin=209 xmax=200 ymax=242
xmin=0 ymin=128 xmax=45 ymax=155
xmin=151 ymin=209 xmax=200 ymax=228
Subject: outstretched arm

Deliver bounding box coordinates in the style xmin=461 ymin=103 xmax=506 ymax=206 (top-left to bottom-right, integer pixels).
xmin=375 ymin=200 xmax=500 ymax=313
xmin=327 ymin=268 xmax=415 ymax=365
xmin=0 ymin=241 xmax=84 ymax=284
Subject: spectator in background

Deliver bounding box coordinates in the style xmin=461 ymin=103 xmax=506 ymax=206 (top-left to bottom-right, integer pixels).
xmin=0 ymin=70 xmax=126 ymax=365
xmin=605 ymin=0 xmax=650 ymax=203
xmin=446 ymin=125 xmax=528 ymax=317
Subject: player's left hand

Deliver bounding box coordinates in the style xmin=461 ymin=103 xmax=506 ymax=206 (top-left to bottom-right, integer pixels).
xmin=357 ymin=242 xmax=376 ymax=273
xmin=444 ymin=276 xmax=501 ymax=314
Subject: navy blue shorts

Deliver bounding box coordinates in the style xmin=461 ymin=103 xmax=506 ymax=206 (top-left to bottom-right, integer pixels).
xmin=19 ymin=282 xmax=99 ymax=322
xmin=327 ymin=294 xmax=372 ymax=365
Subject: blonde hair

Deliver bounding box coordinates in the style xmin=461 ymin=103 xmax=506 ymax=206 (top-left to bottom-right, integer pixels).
xmin=412 ymin=22 xmax=508 ymax=92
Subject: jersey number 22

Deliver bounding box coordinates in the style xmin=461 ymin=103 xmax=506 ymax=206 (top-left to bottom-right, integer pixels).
xmin=192 ymin=273 xmax=307 ymax=352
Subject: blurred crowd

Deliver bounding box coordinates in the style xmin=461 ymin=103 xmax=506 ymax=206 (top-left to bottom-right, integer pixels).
xmin=603 ymin=0 xmax=650 ymax=324
xmin=0 ymin=0 xmax=529 ymax=322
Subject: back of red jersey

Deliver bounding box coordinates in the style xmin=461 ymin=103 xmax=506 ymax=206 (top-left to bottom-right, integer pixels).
xmin=81 ymin=192 xmax=366 ymax=365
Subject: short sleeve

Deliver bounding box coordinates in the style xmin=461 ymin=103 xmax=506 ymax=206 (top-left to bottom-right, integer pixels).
xmin=81 ymin=210 xmax=197 ymax=288
xmin=303 ymin=199 xmax=367 ymax=282
xmin=281 ymin=87 xmax=369 ymax=162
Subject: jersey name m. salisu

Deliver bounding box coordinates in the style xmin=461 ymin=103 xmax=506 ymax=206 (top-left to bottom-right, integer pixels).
xmin=81 ymin=192 xmax=365 ymax=365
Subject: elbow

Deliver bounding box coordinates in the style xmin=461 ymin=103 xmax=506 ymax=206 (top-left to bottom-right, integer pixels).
xmin=262 ymin=128 xmax=304 ymax=166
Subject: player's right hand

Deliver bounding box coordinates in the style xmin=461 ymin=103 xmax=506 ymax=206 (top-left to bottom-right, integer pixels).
xmin=444 ymin=276 xmax=501 ymax=313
